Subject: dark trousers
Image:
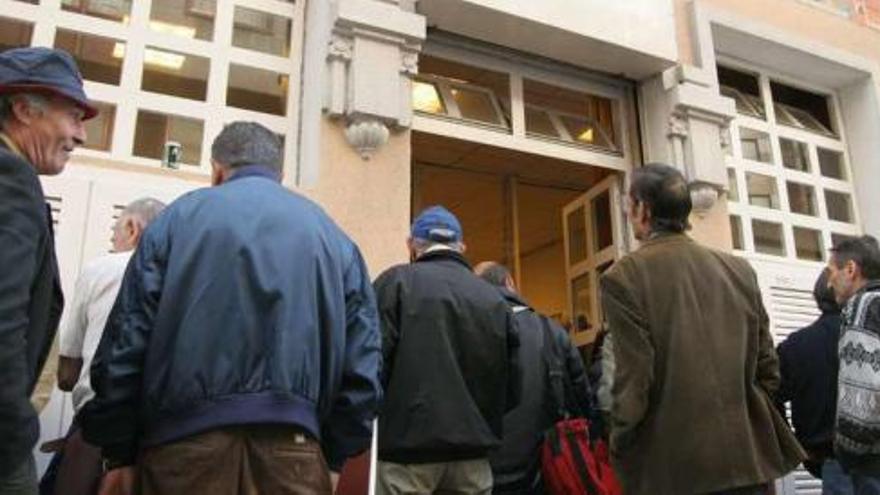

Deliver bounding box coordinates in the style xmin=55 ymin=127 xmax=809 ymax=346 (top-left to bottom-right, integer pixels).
xmin=139 ymin=425 xmax=331 ymax=495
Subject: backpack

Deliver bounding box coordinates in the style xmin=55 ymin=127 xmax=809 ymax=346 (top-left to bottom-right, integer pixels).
xmin=540 ymin=325 xmax=621 ymax=495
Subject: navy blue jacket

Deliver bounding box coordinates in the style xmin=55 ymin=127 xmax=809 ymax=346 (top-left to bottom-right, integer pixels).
xmin=0 ymin=140 xmax=64 ymax=477
xmin=776 ymin=270 xmax=841 ymax=477
xmin=80 ymin=167 xmax=382 ymax=470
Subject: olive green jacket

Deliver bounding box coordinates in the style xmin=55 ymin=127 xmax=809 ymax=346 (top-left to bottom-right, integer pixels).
xmin=600 ymin=233 xmax=805 ymax=495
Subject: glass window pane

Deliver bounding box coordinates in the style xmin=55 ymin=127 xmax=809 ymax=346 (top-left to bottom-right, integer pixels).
xmin=786 ymin=182 xmax=817 ymax=216
xmin=450 ymin=86 xmax=501 ymax=125
xmin=232 ymin=7 xmax=291 ymax=57
xmin=794 ymin=227 xmax=824 ymax=262
xmin=559 ymin=115 xmax=612 ymax=148
xmin=419 ymin=55 xmax=510 ymax=125
xmin=592 ymin=191 xmax=612 ymax=253
xmin=740 ymin=128 xmax=773 ymax=163
xmin=567 ymin=206 xmax=587 ymax=265
xmin=770 ymin=81 xmax=834 ymax=136
xmin=525 ymin=106 xmax=559 ymax=138
xmin=825 ymin=190 xmax=853 ymax=223
xmin=727 ymin=168 xmax=739 ymax=202
xmin=832 ymin=233 xmax=858 ymax=248
xmin=83 ymin=102 xmax=115 ymax=151
xmin=818 ymin=148 xmax=846 ymax=180
xmin=746 ymin=173 xmax=780 ymax=209
xmin=62 ymin=0 xmax=131 ymax=23
xmin=524 ymin=78 xmax=617 ymax=151
xmin=571 ymin=273 xmax=593 ymax=332
xmin=779 ymin=137 xmax=810 ymax=172
xmin=54 ymin=29 xmax=123 ymax=85
xmin=730 ymin=215 xmax=744 ymax=250
xmin=717 ymin=66 xmax=765 ymax=120
xmin=0 ymin=17 xmax=33 ymax=52
xmin=141 ymin=47 xmax=209 ymax=101
xmin=133 ymin=110 xmax=203 ymax=166
xmin=412 ymin=80 xmax=446 ymax=115
xmin=150 ymin=0 xmax=215 ymax=41
xmin=752 ymin=220 xmax=785 ymax=256
xmin=227 ymin=64 xmax=288 ymax=116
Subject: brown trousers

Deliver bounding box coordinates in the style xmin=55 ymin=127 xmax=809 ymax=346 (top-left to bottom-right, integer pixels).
xmin=139 ymin=425 xmax=331 ymax=495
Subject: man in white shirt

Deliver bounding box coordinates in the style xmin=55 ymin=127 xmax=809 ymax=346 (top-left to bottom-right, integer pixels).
xmin=42 ymin=197 xmax=165 ymax=495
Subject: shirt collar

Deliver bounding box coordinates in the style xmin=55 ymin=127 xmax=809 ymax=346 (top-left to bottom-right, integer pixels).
xmin=0 ymin=132 xmax=26 ymax=160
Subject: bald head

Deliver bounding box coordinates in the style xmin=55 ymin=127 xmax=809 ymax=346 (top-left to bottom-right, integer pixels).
xmin=475 ymin=261 xmax=516 ymax=292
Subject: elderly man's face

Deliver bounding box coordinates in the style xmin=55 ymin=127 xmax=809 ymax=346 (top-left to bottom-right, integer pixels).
xmin=25 ymin=97 xmax=87 ymax=175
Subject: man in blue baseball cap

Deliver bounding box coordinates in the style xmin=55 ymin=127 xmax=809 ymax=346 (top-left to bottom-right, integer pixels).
xmin=373 ymin=205 xmax=521 ymax=494
xmin=0 ymin=47 xmax=95 ymax=494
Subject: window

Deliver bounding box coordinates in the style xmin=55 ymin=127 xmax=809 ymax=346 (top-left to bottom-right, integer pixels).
xmin=62 ymin=0 xmax=132 ymax=23
xmin=720 ymin=61 xmax=860 ymax=262
xmin=0 ymin=17 xmax=33 ymax=52
xmin=227 ymin=64 xmax=288 ymax=116
xmin=524 ymin=79 xmax=617 ymax=152
xmin=753 ymin=220 xmax=786 ymax=256
xmin=133 ymin=110 xmax=203 ymax=166
xmin=740 ymin=128 xmax=773 ymax=163
xmin=141 ymin=47 xmax=209 ymax=101
xmin=150 ymin=0 xmax=215 ymax=41
xmin=83 ymin=102 xmax=115 ymax=151
xmin=414 ymin=55 xmax=509 ymax=129
xmin=779 ymin=138 xmax=810 ymax=172
xmin=412 ymin=81 xmax=446 ymax=115
xmin=786 ymin=182 xmax=817 ymax=216
xmin=54 ymin=30 xmax=123 ymax=86
xmin=232 ymin=7 xmax=291 ymax=57
xmin=746 ymin=173 xmax=780 ymax=209
xmin=718 ymin=66 xmax=765 ymax=119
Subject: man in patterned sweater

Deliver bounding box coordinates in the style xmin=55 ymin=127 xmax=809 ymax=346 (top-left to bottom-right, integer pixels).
xmin=830 ymin=235 xmax=880 ymax=493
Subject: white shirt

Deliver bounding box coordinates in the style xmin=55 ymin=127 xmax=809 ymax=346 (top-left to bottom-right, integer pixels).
xmin=58 ymin=251 xmax=133 ymax=413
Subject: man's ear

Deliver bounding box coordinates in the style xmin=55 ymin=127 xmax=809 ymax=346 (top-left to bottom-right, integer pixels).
xmin=11 ymin=97 xmax=37 ymax=126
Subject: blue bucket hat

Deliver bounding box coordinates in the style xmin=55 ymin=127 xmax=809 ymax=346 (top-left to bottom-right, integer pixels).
xmin=0 ymin=47 xmax=97 ymax=120
xmin=411 ymin=205 xmax=463 ymax=243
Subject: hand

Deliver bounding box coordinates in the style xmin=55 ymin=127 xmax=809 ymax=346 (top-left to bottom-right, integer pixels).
xmin=98 ymin=467 xmax=136 ymax=495
xmin=330 ymin=471 xmax=340 ymax=494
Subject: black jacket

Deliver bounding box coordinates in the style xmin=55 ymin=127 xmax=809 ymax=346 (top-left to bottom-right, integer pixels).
xmin=0 ymin=140 xmax=64 ymax=476
xmin=490 ymin=289 xmax=591 ymax=493
xmin=776 ymin=271 xmax=841 ymax=476
xmin=374 ymin=249 xmax=520 ymax=463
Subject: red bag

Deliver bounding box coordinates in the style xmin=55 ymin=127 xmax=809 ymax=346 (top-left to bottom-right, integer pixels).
xmin=539 ymin=324 xmax=622 ymax=495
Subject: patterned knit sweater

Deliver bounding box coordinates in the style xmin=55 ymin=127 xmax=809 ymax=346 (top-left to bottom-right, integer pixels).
xmin=836 ymin=281 xmax=880 ymax=462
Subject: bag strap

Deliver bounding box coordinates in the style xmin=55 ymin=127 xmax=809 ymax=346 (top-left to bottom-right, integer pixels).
xmin=541 ymin=319 xmax=569 ymax=419
xmin=563 ymin=424 xmax=601 ymax=495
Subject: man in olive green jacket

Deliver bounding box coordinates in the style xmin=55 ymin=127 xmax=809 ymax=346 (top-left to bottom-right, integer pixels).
xmin=600 ymin=164 xmax=804 ymax=495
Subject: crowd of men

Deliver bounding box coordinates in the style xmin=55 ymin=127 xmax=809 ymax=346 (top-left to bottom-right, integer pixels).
xmin=2 ymin=46 xmax=880 ymax=495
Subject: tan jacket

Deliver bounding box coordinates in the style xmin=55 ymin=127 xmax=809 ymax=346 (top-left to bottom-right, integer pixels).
xmin=600 ymin=233 xmax=804 ymax=495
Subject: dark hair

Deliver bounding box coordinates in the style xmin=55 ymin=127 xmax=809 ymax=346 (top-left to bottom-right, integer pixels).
xmin=211 ymin=121 xmax=283 ymax=173
xmin=629 ymin=163 xmax=692 ymax=234
xmin=830 ymin=235 xmax=880 ymax=279
xmin=477 ymin=262 xmax=511 ymax=288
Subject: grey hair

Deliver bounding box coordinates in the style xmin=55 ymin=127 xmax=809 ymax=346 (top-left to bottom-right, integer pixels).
xmin=411 ymin=237 xmax=464 ymax=256
xmin=211 ymin=121 xmax=283 ymax=174
xmin=121 ymin=197 xmax=166 ymax=230
xmin=0 ymin=93 xmax=49 ymax=130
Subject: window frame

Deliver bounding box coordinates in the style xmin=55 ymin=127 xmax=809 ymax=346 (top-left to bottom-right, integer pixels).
xmin=720 ymin=57 xmax=862 ymax=266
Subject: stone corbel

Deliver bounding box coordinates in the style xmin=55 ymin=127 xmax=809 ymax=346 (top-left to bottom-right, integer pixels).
xmin=325 ymin=0 xmax=426 ymax=159
xmin=662 ymin=64 xmax=737 ymax=214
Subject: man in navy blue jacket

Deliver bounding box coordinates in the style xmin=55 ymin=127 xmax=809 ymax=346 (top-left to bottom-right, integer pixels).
xmin=80 ymin=122 xmax=382 ymax=495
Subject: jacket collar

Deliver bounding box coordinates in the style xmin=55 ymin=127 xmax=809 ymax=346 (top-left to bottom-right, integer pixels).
xmin=498 ymin=287 xmax=531 ymax=310
xmin=415 ymin=248 xmax=472 ymax=270
xmin=227 ymin=164 xmax=281 ymax=183
xmin=640 ymin=231 xmax=691 ymax=247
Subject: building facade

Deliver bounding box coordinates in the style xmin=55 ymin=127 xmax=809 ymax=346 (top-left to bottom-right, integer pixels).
xmin=2 ymin=0 xmax=878 ymax=492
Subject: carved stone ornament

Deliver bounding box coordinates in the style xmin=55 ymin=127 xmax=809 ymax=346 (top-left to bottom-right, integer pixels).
xmin=328 ymin=34 xmax=354 ymax=61
xmin=667 ymin=112 xmax=689 ymax=138
xmin=401 ymin=51 xmax=418 ymax=75
xmin=345 ymin=120 xmax=390 ymax=160
xmin=689 ymin=181 xmax=721 ymax=216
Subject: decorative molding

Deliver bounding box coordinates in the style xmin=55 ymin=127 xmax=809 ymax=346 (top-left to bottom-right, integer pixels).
xmin=328 ymin=33 xmax=354 ymax=61
xmin=345 ymin=119 xmax=390 ymax=160
xmin=401 ymin=51 xmax=419 ymax=76
xmin=689 ymin=181 xmax=721 ymax=216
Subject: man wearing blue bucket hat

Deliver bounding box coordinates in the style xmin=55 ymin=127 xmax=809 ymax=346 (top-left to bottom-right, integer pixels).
xmin=373 ymin=206 xmax=521 ymax=494
xmin=0 ymin=46 xmax=95 ymax=494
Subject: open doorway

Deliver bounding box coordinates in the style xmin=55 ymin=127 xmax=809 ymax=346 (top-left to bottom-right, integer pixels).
xmin=412 ymin=131 xmax=625 ymax=349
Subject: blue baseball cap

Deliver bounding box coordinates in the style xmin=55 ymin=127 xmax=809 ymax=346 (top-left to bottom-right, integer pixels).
xmin=411 ymin=205 xmax=463 ymax=243
xmin=0 ymin=47 xmax=97 ymax=120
